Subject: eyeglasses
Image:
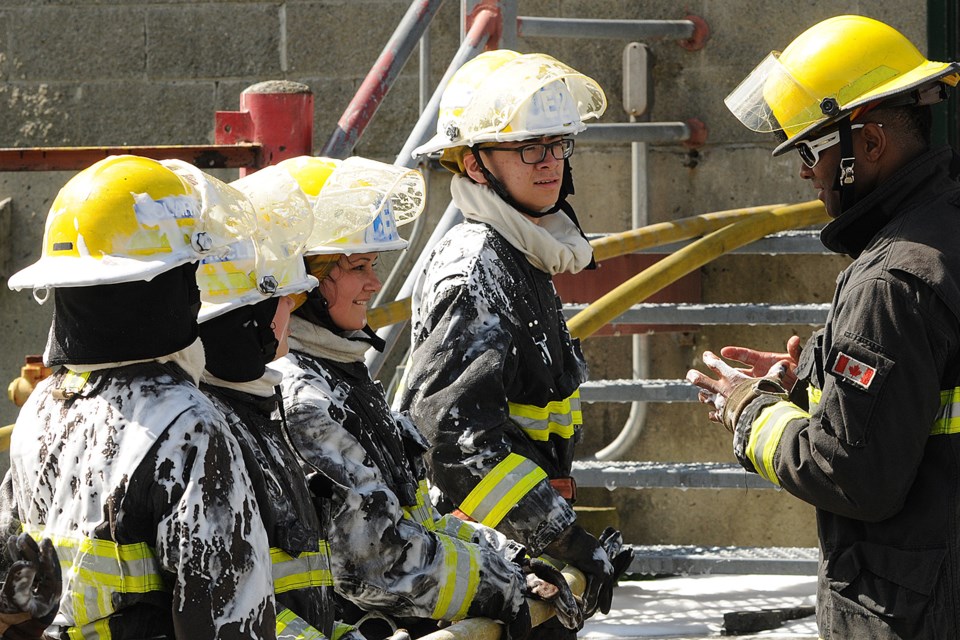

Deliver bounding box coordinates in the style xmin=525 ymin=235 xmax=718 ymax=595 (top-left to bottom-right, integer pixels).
xmin=795 ymin=123 xmax=880 ymax=168
xmin=481 ymin=138 xmax=575 ymax=165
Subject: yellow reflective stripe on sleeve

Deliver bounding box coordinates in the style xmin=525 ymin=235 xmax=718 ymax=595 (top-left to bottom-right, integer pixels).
xmin=271 ymin=541 xmax=333 ymax=593
xmin=431 ymin=534 xmax=480 ymax=621
xmin=458 ymin=453 xmax=548 ymax=528
xmin=931 ymin=387 xmax=960 ymax=435
xmin=435 ymin=514 xmax=477 ymax=542
xmin=508 ymin=390 xmax=582 ymax=442
xmin=27 ymin=531 xmax=165 ymax=629
xmin=807 ymin=386 xmax=822 ymax=408
xmin=332 ymin=621 xmax=357 ymax=640
xmin=747 ymin=401 xmax=810 ymax=487
xmin=402 ymin=480 xmax=436 ymax=529
xmin=276 ymin=607 xmax=327 ymax=640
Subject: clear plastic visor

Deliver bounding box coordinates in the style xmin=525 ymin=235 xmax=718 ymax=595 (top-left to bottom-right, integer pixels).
xmin=724 ymin=52 xmax=825 ymax=135
xmin=456 ymin=56 xmax=606 ymax=143
xmin=308 ymin=157 xmax=426 ymax=250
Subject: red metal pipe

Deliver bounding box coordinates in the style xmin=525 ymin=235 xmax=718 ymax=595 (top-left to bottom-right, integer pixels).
xmin=0 ymin=145 xmax=258 ymax=172
xmin=216 ymin=80 xmax=313 ymax=175
xmin=464 ymin=0 xmax=502 ymax=50
xmin=320 ymin=0 xmax=445 ymax=159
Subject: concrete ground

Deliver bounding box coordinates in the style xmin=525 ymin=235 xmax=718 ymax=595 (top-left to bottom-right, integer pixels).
xmin=581 ymin=574 xmax=818 ymax=639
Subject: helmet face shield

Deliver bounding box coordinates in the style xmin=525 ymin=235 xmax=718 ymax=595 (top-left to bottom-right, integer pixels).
xmin=726 ymin=16 xmax=960 ymax=155
xmin=198 ymin=165 xmax=318 ymax=322
xmin=724 ymin=52 xmax=824 ymax=137
xmin=302 ymin=156 xmax=426 ymax=255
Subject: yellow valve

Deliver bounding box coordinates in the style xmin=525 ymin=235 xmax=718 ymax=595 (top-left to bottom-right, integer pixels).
xmin=7 ymin=355 xmax=52 ymax=408
xmin=567 ymin=200 xmax=829 ymax=340
xmin=367 ymin=203 xmax=792 ymax=330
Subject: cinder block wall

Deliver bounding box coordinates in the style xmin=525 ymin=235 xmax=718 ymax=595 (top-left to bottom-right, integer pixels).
xmin=0 ymin=0 xmax=928 ymax=547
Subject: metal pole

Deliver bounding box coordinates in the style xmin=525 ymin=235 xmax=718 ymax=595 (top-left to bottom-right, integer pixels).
xmin=394 ymin=3 xmax=501 ymax=167
xmin=366 ymin=201 xmax=463 ymax=376
xmin=517 ymin=17 xmax=695 ymax=40
xmin=320 ymin=0 xmax=446 ymax=159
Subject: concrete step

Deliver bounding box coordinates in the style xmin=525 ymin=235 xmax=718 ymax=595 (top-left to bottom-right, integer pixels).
xmin=579 ymin=378 xmax=697 ymax=403
xmin=627 ymin=544 xmax=818 ymax=576
xmin=572 ymin=460 xmax=772 ymax=490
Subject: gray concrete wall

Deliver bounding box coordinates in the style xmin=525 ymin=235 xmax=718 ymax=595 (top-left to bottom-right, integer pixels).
xmin=0 ymin=1 xmax=931 ymax=547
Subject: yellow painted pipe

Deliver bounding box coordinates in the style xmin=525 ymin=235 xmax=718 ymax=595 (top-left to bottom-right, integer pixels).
xmin=415 ymin=567 xmax=586 ymax=640
xmin=590 ymin=203 xmax=785 ymax=263
xmin=366 ymin=203 xmax=788 ymax=330
xmin=567 ymin=200 xmax=829 ymax=340
xmin=0 ymin=424 xmax=14 ymax=452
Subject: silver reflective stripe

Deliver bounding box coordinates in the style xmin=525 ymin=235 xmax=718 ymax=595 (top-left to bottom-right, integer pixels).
xmin=458 ymin=453 xmax=548 ymax=527
xmin=747 ymin=401 xmax=809 ymax=486
xmin=276 ymin=607 xmax=327 ymax=640
xmin=431 ymin=534 xmax=480 ymax=621
xmin=508 ymin=390 xmax=582 ymax=442
xmin=271 ymin=541 xmax=333 ymax=593
xmin=402 ymin=480 xmax=436 ymax=528
xmin=932 ymin=387 xmax=960 ymax=435
xmin=30 ymin=531 xmax=164 ymax=634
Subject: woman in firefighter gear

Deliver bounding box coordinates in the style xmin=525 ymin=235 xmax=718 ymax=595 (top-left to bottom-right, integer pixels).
xmin=1 ymin=155 xmax=280 ymax=639
xmin=192 ymin=163 xmax=362 ymax=640
xmin=270 ymin=155 xmax=581 ymax=639
xmin=393 ymin=50 xmax=632 ymax=634
xmin=688 ymin=15 xmax=960 ymax=639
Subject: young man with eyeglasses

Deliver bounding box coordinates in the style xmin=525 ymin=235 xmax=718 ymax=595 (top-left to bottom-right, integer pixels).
xmin=396 ymin=50 xmax=633 ymax=639
xmin=686 ymin=15 xmax=960 ymax=639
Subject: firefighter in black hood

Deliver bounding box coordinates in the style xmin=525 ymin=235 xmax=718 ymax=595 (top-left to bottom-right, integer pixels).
xmin=688 ymin=15 xmax=960 ymax=639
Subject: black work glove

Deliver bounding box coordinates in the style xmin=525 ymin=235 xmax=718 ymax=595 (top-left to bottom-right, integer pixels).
xmin=542 ymin=524 xmax=613 ymax=618
xmin=502 ymin=599 xmax=531 ymax=640
xmin=521 ymin=558 xmax=582 ymax=630
xmin=596 ymin=527 xmax=634 ymax=615
xmin=0 ymin=534 xmax=61 ymax=640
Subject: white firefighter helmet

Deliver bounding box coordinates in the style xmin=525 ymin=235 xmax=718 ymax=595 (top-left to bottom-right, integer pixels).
xmin=196 ymin=165 xmax=318 ymax=322
xmin=7 ymin=155 xmax=251 ymax=297
xmin=413 ymin=49 xmax=607 ymax=172
xmin=277 ymin=155 xmax=426 ymax=255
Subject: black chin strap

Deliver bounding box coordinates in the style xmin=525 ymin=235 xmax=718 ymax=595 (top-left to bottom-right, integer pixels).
xmin=470 ymin=146 xmax=596 ymax=270
xmin=835 ymin=117 xmax=858 ymax=213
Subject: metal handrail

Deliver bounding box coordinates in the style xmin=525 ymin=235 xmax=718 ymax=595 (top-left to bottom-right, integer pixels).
xmin=320 ymin=0 xmax=446 ymax=159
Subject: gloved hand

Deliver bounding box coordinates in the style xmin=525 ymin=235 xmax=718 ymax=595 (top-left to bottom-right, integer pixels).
xmin=521 ymin=558 xmax=582 ymax=630
xmin=687 ymin=351 xmax=789 ymax=432
xmin=0 ymin=534 xmax=61 ymax=640
xmin=595 ymin=527 xmax=634 ymax=615
xmin=542 ymin=524 xmax=613 ymax=618
xmin=502 ymin=599 xmax=531 ymax=640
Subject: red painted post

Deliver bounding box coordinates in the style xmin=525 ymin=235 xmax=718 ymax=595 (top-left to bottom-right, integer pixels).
xmin=216 ymin=80 xmax=314 ymax=176
xmin=464 ymin=0 xmax=503 ymax=51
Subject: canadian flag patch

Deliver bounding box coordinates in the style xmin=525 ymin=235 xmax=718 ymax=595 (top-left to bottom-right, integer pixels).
xmin=831 ymin=351 xmax=877 ymax=389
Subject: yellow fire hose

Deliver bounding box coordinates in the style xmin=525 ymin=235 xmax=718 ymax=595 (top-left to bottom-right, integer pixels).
xmin=366 ymin=203 xmax=790 ymax=330
xmin=567 ymin=200 xmax=829 ymax=340
xmin=415 ymin=566 xmax=586 ymax=640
